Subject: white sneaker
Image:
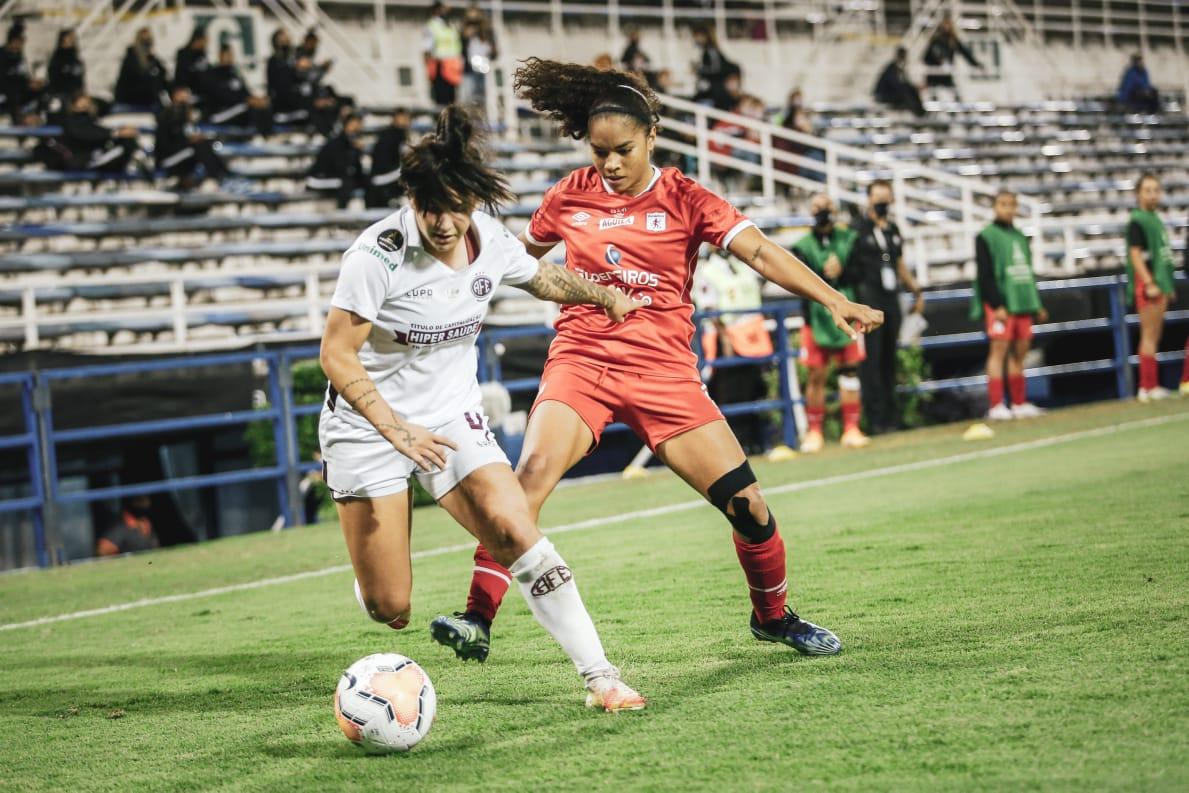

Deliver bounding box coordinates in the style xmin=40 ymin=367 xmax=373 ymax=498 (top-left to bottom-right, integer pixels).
xmin=799 ymin=430 xmax=824 ymax=454
xmin=1138 ymin=386 xmax=1172 ymax=403
xmin=585 ymin=668 xmax=646 ymax=712
xmin=986 ymin=404 xmax=1014 ymax=421
xmin=1010 ymin=402 xmax=1045 ymax=419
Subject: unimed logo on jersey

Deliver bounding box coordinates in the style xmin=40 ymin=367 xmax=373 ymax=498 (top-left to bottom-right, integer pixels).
xmin=470 ymin=274 xmax=494 ymax=300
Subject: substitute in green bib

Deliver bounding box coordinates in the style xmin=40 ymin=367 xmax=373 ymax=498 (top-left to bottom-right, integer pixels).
xmin=792 ymin=194 xmax=869 ymax=453
xmin=971 ymin=189 xmax=1048 ymax=421
xmin=1126 ymin=173 xmax=1179 ymax=401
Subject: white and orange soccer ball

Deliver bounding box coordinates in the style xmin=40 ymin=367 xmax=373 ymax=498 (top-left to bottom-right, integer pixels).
xmin=334 ymin=653 xmax=436 ymax=753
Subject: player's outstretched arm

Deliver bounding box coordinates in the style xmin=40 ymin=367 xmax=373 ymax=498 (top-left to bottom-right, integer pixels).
xmin=320 ymin=307 xmax=458 ymax=471
xmin=728 ymin=225 xmax=884 ymax=339
xmin=516 ymin=262 xmax=645 ymax=323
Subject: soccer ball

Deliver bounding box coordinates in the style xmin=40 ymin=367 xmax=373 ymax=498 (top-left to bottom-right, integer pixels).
xmin=334 ymin=653 xmax=436 ymax=753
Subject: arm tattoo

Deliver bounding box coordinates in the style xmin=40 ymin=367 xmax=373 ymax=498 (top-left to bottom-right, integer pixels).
xmin=520 ymin=263 xmax=615 ymax=308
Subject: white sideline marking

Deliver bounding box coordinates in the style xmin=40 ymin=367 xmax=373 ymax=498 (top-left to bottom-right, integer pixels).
xmin=2 ymin=411 xmax=1185 ymax=633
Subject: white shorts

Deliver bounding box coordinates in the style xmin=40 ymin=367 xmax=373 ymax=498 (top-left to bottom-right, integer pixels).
xmin=318 ymin=406 xmax=509 ymax=502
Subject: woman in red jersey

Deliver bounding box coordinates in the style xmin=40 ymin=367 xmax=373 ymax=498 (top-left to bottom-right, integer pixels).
xmin=431 ymin=59 xmax=882 ymax=660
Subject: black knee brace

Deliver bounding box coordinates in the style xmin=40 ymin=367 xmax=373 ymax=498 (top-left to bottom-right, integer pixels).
xmin=707 ymin=461 xmax=775 ymax=542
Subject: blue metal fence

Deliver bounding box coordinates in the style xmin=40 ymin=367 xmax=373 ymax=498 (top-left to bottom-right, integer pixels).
xmin=0 ymin=273 xmax=1184 ymax=567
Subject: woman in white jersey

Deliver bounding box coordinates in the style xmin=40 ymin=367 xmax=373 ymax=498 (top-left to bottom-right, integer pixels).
xmin=318 ymin=105 xmax=647 ymax=711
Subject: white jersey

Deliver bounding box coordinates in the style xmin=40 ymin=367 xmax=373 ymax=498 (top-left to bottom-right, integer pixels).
xmin=323 ymin=206 xmax=539 ymax=432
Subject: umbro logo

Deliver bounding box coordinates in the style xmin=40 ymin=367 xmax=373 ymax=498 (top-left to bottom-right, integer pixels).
xmin=570 ymin=211 xmax=591 ymax=227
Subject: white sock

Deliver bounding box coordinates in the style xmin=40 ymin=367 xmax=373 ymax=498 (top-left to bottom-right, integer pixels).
xmin=509 ymin=537 xmax=612 ymax=681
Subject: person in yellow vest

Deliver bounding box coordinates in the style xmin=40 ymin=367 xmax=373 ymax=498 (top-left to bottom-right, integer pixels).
xmin=792 ymin=194 xmax=868 ymax=452
xmin=423 ymin=2 xmax=463 ymax=107
xmin=694 ymin=248 xmax=775 ymax=454
xmin=971 ymin=189 xmax=1048 ymax=420
xmin=1126 ymin=173 xmax=1178 ymax=401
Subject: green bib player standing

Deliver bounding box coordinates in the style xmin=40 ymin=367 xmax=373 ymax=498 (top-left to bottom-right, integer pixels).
xmin=971 ymin=189 xmax=1047 ymax=420
xmin=793 ymin=193 xmax=869 ymax=452
xmin=1126 ymin=173 xmax=1180 ymax=401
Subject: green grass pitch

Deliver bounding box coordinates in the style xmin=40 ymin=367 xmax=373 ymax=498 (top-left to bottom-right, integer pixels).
xmin=1 ymin=400 xmax=1187 ymax=792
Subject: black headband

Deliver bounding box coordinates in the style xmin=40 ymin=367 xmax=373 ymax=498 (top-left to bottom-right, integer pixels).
xmin=590 ymin=84 xmax=656 ymax=127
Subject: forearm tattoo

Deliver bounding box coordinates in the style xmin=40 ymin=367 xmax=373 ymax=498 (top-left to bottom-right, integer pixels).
xmin=522 ymin=263 xmax=614 ymax=308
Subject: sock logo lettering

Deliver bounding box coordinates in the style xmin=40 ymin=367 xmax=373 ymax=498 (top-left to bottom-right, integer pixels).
xmin=529 ymin=565 xmax=572 ymax=597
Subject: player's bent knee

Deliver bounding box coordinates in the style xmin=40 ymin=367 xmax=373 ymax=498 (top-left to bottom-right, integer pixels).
xmin=706 ymin=461 xmax=775 ymax=543
xmin=355 ymin=579 xmax=411 ymax=628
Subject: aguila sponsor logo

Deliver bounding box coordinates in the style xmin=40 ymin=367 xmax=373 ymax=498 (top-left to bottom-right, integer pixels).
xmin=599 ymin=215 xmax=636 ymax=230
xmin=530 ymin=565 xmax=573 ymax=597
xmin=570 ymin=211 xmax=591 ymax=227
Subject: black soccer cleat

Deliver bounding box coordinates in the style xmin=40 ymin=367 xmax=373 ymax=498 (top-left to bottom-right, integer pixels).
xmin=750 ymin=606 xmax=842 ymax=656
xmin=429 ymin=612 xmax=491 ymax=663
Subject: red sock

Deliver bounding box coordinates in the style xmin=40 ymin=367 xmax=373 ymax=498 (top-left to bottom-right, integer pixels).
xmin=807 ymin=405 xmax=825 ymax=433
xmin=988 ymin=377 xmax=1004 ymax=407
xmin=841 ymin=401 xmax=860 ymax=432
xmin=1008 ymin=374 xmax=1027 ymax=406
xmin=1140 ymin=355 xmax=1158 ymax=390
xmin=465 ymin=544 xmax=510 ymax=625
xmin=1181 ymin=340 xmax=1189 ymax=384
xmin=733 ymin=527 xmax=788 ymax=624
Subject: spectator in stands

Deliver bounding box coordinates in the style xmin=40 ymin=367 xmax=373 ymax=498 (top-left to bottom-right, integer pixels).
xmin=0 ymin=22 xmax=45 ymax=124
xmin=971 ymin=189 xmax=1047 ymax=420
xmin=424 ymin=2 xmax=463 ymax=107
xmin=294 ymin=54 xmax=348 ymax=136
xmin=874 ymin=46 xmax=925 ymax=117
xmin=922 ymin=13 xmax=980 ymax=93
xmin=204 ymin=44 xmax=273 ymax=135
xmin=296 ymin=28 xmax=322 ymax=65
xmin=96 ymin=495 xmax=160 ymax=557
xmin=709 ymin=94 xmax=763 ymax=165
xmin=621 ymin=30 xmax=651 ymax=75
xmin=366 ymin=108 xmax=410 ymax=207
xmin=155 ymin=85 xmax=230 ymax=190
xmin=772 ymin=88 xmax=825 ymax=184
xmin=852 ymin=179 xmax=924 ymax=434
xmin=692 ymin=24 xmax=738 ymax=110
xmin=692 ymin=247 xmax=773 ymax=455
xmin=48 ymin=29 xmax=85 ymax=102
xmin=1127 ymin=173 xmax=1177 ymax=401
xmin=793 ymin=193 xmax=869 ymax=451
xmin=307 ymin=111 xmax=366 ymax=208
xmin=62 ymin=93 xmax=141 ymax=172
xmin=114 ymin=27 xmax=167 ymax=108
xmin=173 ymin=27 xmax=212 ymax=104
xmin=269 ymin=29 xmax=313 ymax=127
xmin=1117 ymin=54 xmax=1160 ymax=114
xmin=461 ymin=18 xmax=495 ymax=106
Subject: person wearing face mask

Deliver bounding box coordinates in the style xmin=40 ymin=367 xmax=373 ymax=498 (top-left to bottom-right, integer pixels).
xmin=319 ymin=103 xmax=647 ymax=712
xmin=307 ymin=112 xmax=367 ymax=208
xmin=96 ymin=496 xmax=160 ymax=557
xmin=173 ymin=27 xmax=211 ymax=104
xmin=114 ymin=27 xmax=167 ymax=108
xmin=47 ymin=29 xmax=85 ymax=102
xmin=155 ymin=85 xmax=230 ymax=191
xmin=430 ymin=58 xmax=884 ymax=666
xmin=792 ymin=194 xmax=868 ymax=452
xmin=851 ymin=180 xmax=924 ymax=435
xmin=204 ymin=44 xmax=273 ymax=135
xmin=0 ymin=22 xmax=45 ymax=124
xmin=366 ymin=108 xmax=411 ymax=208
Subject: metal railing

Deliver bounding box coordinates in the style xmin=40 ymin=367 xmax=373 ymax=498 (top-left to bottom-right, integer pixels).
xmin=1 ymin=273 xmax=1185 ymax=568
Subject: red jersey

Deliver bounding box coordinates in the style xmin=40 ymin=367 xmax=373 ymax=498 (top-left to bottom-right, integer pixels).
xmin=525 ymin=166 xmax=753 ymax=374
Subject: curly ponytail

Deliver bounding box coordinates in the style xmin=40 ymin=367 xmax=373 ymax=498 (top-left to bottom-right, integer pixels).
xmin=400 ymin=103 xmax=514 ymax=214
xmin=514 ymin=57 xmax=660 ymax=140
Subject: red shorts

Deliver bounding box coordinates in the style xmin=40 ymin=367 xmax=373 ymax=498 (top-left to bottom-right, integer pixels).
xmin=798 ymin=325 xmax=865 ymax=368
xmin=531 ymin=358 xmax=723 ymax=452
xmin=984 ymin=304 xmax=1033 ymax=341
xmin=1135 ymin=285 xmax=1169 ymax=311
